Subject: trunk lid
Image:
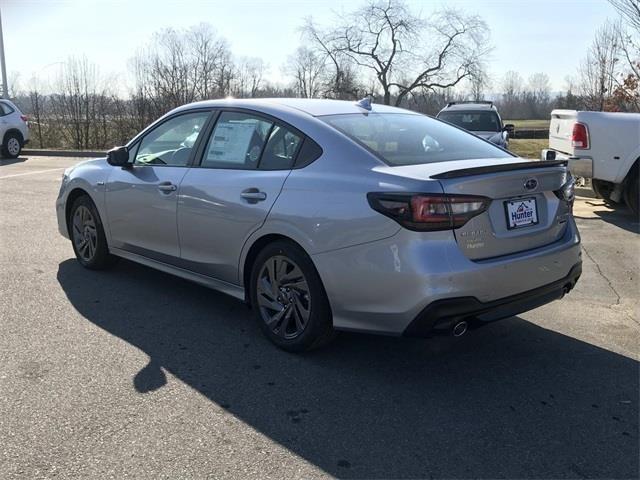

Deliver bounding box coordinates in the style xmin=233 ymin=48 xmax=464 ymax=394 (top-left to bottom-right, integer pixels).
xmin=432 ymin=159 xmax=571 ymax=260
xmin=549 ymin=110 xmax=578 ymax=155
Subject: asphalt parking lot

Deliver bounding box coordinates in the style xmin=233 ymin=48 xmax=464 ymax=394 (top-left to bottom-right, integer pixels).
xmin=1 ymin=155 xmax=638 ymax=479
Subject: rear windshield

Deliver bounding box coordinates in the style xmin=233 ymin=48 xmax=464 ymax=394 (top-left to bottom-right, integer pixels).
xmin=437 ymin=110 xmax=501 ymax=132
xmin=321 ymin=113 xmax=512 ymax=166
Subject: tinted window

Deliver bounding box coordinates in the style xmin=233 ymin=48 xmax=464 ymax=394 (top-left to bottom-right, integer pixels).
xmin=294 ymin=137 xmax=323 ymax=168
xmin=202 ymin=112 xmax=273 ymax=169
xmin=438 ymin=111 xmax=501 ymax=132
xmin=135 ymin=112 xmax=209 ymax=166
xmin=321 ymin=113 xmax=512 ymax=166
xmin=0 ymin=102 xmax=14 ymax=116
xmin=259 ymin=125 xmax=302 ymax=170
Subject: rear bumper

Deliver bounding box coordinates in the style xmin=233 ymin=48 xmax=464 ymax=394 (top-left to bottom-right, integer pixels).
xmin=403 ymin=262 xmax=582 ymax=337
xmin=541 ymin=149 xmax=593 ymax=178
xmin=313 ymin=219 xmax=582 ymax=335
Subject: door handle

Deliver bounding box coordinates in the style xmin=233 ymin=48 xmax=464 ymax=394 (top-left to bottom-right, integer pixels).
xmin=241 ymin=188 xmax=267 ymax=202
xmin=158 ymin=182 xmax=177 ymax=192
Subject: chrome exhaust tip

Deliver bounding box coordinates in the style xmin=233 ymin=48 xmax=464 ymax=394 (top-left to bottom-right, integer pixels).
xmin=452 ymin=321 xmax=468 ymax=337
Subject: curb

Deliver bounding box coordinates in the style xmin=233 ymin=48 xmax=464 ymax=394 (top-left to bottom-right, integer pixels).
xmin=23 ymin=149 xmax=105 ymax=158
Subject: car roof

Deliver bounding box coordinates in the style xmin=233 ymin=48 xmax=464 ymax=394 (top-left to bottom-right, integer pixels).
xmin=439 ymin=102 xmax=497 ymax=112
xmin=172 ymin=98 xmax=418 ymax=117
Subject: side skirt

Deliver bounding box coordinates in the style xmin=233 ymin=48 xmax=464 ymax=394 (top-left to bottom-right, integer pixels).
xmin=110 ymin=247 xmax=246 ymax=301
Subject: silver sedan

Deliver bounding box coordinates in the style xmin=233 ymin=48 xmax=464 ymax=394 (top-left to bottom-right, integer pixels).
xmin=56 ymin=98 xmax=582 ymax=351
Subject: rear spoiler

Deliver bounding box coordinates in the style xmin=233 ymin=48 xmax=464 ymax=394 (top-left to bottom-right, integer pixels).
xmin=431 ymin=160 xmax=568 ymax=179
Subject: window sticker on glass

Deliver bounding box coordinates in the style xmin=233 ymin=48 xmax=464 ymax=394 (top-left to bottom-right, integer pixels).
xmin=208 ymin=122 xmax=257 ymax=164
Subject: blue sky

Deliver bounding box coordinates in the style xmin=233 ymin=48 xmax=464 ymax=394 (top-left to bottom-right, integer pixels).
xmin=3 ymin=0 xmax=616 ymax=94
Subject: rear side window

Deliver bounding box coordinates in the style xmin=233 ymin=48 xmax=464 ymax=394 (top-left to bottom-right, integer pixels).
xmin=259 ymin=125 xmax=303 ymax=170
xmin=294 ymin=137 xmax=323 ymax=168
xmin=0 ymin=102 xmax=14 ymax=116
xmin=202 ymin=112 xmax=273 ymax=169
xmin=321 ymin=113 xmax=512 ymax=166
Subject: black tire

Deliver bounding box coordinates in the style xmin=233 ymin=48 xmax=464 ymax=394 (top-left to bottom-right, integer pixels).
xmin=1 ymin=132 xmax=22 ymax=159
xmin=591 ymin=179 xmax=610 ymax=200
xmin=68 ymin=195 xmax=118 ymax=270
xmin=623 ymin=165 xmax=639 ymax=217
xmin=249 ymin=240 xmax=335 ymax=352
xmin=591 ymin=179 xmax=619 ymax=205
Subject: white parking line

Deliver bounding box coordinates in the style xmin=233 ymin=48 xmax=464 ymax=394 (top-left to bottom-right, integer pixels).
xmin=0 ymin=168 xmax=64 ymax=180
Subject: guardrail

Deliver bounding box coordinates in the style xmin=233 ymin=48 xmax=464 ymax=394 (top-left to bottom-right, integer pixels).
xmin=510 ymin=129 xmax=549 ymax=139
xmin=23 ymin=149 xmax=106 ymax=158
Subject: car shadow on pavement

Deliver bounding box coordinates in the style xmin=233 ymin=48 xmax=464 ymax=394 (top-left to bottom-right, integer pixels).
xmin=57 ymin=258 xmax=639 ymax=479
xmin=575 ymin=200 xmax=639 ymax=234
xmin=0 ymin=156 xmax=28 ymax=166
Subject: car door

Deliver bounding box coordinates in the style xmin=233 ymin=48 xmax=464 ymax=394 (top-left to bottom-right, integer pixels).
xmin=178 ymin=110 xmax=304 ymax=284
xmin=105 ymin=110 xmax=211 ymax=262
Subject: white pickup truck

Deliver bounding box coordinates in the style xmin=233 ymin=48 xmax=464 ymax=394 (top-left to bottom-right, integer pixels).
xmin=541 ymin=109 xmax=640 ymax=215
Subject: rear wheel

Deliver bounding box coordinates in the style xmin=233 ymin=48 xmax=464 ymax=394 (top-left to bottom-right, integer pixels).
xmin=69 ymin=195 xmax=118 ymax=270
xmin=591 ymin=179 xmax=618 ymax=205
xmin=250 ymin=240 xmax=334 ymax=352
xmin=1 ymin=132 xmax=22 ymax=158
xmin=623 ymin=165 xmax=639 ymax=216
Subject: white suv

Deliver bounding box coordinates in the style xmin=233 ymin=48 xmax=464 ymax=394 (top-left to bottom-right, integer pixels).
xmin=0 ymin=99 xmax=29 ymax=158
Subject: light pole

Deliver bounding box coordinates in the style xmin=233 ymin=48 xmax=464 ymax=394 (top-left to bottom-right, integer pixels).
xmin=0 ymin=7 xmax=8 ymax=99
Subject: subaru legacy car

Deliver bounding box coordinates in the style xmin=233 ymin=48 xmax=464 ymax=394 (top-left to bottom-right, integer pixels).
xmin=437 ymin=101 xmax=513 ymax=149
xmin=56 ymin=98 xmax=581 ymax=351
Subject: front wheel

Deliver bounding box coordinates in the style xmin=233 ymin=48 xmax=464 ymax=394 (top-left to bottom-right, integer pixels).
xmin=250 ymin=241 xmax=335 ymax=352
xmin=69 ymin=195 xmax=118 ymax=270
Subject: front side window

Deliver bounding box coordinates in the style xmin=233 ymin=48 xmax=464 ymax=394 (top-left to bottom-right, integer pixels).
xmin=321 ymin=113 xmax=512 ymax=166
xmin=135 ymin=112 xmax=209 ymax=167
xmin=437 ymin=111 xmax=501 ymax=133
xmin=202 ymin=112 xmax=273 ymax=169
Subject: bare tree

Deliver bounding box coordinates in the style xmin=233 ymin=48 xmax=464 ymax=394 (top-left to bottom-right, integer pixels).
xmin=234 ymin=57 xmax=265 ymax=98
xmin=467 ymin=64 xmax=489 ymax=100
xmin=608 ymin=1 xmax=640 ymax=110
xmin=609 ymin=0 xmax=640 ymax=31
xmin=27 ymin=76 xmax=45 ymax=147
xmin=499 ymin=70 xmax=524 ymax=117
xmin=188 ymin=23 xmax=233 ymax=99
xmin=305 ymin=0 xmax=490 ymax=106
xmin=303 ymin=19 xmax=364 ymax=99
xmin=49 ymin=57 xmax=108 ymax=149
xmin=284 ymin=47 xmax=326 ymax=98
xmin=131 ymin=24 xmax=236 ymax=118
xmin=578 ymin=21 xmax=620 ymax=111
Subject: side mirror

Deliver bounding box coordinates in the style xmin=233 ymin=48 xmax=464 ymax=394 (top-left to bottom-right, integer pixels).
xmin=503 ymin=124 xmax=515 ymax=134
xmin=107 ymin=146 xmax=130 ymax=167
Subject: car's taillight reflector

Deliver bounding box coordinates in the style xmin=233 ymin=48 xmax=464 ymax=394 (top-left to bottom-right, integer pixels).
xmin=554 ymin=177 xmax=576 ymax=209
xmin=367 ymin=193 xmax=490 ymax=231
xmin=571 ymin=122 xmax=589 ymax=149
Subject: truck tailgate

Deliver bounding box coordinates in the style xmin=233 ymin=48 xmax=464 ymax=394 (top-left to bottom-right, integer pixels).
xmin=549 ymin=111 xmax=577 ymax=155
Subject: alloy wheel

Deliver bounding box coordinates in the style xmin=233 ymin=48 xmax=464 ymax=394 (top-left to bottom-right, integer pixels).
xmin=7 ymin=137 xmax=20 ymax=156
xmin=72 ymin=205 xmax=98 ymax=262
xmin=256 ymin=255 xmax=311 ymax=339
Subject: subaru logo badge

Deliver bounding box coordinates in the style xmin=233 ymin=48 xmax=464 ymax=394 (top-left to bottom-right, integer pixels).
xmin=524 ymin=178 xmax=538 ymax=190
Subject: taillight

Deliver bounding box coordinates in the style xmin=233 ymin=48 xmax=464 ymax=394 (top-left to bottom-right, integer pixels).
xmin=554 ymin=177 xmax=576 ymax=209
xmin=571 ymin=122 xmax=589 ymax=149
xmin=367 ymin=193 xmax=490 ymax=231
